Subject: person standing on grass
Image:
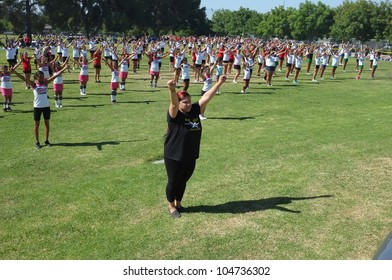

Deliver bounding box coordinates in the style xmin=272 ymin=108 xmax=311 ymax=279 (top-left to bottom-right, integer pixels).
xmin=164 ymin=74 xmax=227 ymax=218
xmin=232 ymin=48 xmax=243 ymax=83
xmin=371 ymin=52 xmax=381 ymax=79
xmin=149 ymin=51 xmax=169 ymax=88
xmin=13 ymin=51 xmax=34 ymax=89
xmin=12 ymin=65 xmax=69 ymax=149
xmin=1 ymin=65 xmax=14 ymax=112
xmin=318 ymin=50 xmax=328 ymax=80
xmin=52 ymin=58 xmax=69 ymax=108
xmin=264 ymin=49 xmax=277 ymax=86
xmin=93 ymin=45 xmax=103 ymax=83
xmin=330 ymin=50 xmax=340 ymax=79
xmin=312 ymin=48 xmax=322 ymax=82
xmin=105 ymin=53 xmax=130 ymax=103
xmin=199 ymin=66 xmax=213 ymax=120
xmin=241 ymin=61 xmax=253 ymax=94
xmin=180 ymin=57 xmax=194 ymax=92
xmin=356 ymin=51 xmax=365 ymax=80
xmin=292 ymin=50 xmax=303 ymax=85
xmin=78 ymin=56 xmax=93 ymax=95
xmin=173 ymin=48 xmax=186 ymax=83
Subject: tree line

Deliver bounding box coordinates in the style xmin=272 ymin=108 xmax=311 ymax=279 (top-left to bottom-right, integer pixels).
xmin=0 ymin=0 xmax=391 ymax=43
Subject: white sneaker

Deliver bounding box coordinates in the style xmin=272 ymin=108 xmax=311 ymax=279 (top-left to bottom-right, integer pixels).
xmin=199 ymin=114 xmax=207 ymax=120
xmin=285 ymin=77 xmax=289 ymax=81
xmin=312 ymin=79 xmax=318 ymax=82
xmin=232 ymin=80 xmax=238 ymax=83
xmin=293 ymin=80 xmax=298 ymax=85
xmin=241 ymin=90 xmax=245 ymax=94
xmin=55 ymin=103 xmax=59 ymax=108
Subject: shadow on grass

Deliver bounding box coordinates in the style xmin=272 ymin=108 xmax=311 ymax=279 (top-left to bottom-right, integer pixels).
xmin=185 ymin=195 xmax=334 ymax=214
xmin=207 ymin=114 xmax=262 ymax=121
xmin=51 ymin=140 xmax=143 ymax=151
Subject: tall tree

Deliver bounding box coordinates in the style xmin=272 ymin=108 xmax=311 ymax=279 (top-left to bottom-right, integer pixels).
xmin=210 ymin=9 xmax=233 ymax=35
xmin=331 ymin=0 xmax=377 ymax=42
xmin=257 ymin=6 xmax=295 ymax=38
xmin=2 ymin=0 xmax=43 ymax=41
xmin=371 ymin=0 xmax=392 ymax=41
xmin=228 ymin=7 xmax=261 ymax=36
xmin=289 ymin=1 xmax=334 ymax=41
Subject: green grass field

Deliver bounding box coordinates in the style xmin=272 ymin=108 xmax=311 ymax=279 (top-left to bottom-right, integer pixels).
xmin=1 ymin=48 xmax=392 ymax=260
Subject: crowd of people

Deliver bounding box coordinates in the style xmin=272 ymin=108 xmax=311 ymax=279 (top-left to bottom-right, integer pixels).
xmin=1 ymin=33 xmax=390 ymax=217
xmin=0 ymin=34 xmax=388 ymax=143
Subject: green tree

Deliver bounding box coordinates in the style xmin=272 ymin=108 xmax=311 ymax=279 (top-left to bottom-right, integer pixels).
xmin=210 ymin=9 xmax=233 ymax=35
xmin=228 ymin=7 xmax=261 ymax=36
xmin=1 ymin=0 xmax=45 ymax=41
xmin=371 ymin=0 xmax=392 ymax=41
xmin=331 ymin=0 xmax=377 ymax=42
xmin=257 ymin=6 xmax=295 ymax=38
xmin=289 ymin=1 xmax=334 ymax=40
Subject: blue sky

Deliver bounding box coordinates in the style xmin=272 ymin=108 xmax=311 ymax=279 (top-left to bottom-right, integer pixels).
xmin=200 ymin=0 xmax=383 ymax=18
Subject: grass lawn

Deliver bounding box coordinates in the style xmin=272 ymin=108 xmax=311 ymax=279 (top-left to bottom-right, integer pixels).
xmin=1 ymin=47 xmax=392 ymax=260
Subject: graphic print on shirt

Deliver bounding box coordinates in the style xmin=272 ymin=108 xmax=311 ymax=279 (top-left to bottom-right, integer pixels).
xmin=185 ymin=118 xmax=201 ymax=130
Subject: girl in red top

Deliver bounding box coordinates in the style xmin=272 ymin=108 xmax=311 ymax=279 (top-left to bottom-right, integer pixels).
xmin=14 ymin=51 xmax=34 ymax=89
xmin=93 ymin=45 xmax=103 ymax=83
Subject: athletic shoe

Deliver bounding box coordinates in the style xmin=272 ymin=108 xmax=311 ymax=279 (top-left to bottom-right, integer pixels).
xmin=293 ymin=80 xmax=298 ymax=85
xmin=35 ymin=142 xmax=41 ymax=149
xmin=45 ymin=141 xmax=51 ymax=147
xmin=312 ymin=79 xmax=318 ymax=82
xmin=285 ymin=77 xmax=289 ymax=81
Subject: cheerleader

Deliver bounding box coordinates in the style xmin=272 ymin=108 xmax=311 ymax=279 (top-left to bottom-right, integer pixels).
xmin=105 ymin=54 xmax=129 ymax=103
xmin=199 ymin=66 xmax=213 ymax=119
xmin=119 ymin=51 xmax=132 ymax=91
xmin=12 ymin=66 xmax=69 ymax=149
xmin=1 ymin=65 xmax=13 ymax=112
xmin=78 ymin=56 xmax=93 ymax=95
xmin=371 ymin=52 xmax=381 ymax=79
xmin=52 ymin=58 xmax=69 ymax=108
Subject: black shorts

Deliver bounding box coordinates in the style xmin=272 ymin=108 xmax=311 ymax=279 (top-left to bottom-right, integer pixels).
xmin=94 ymin=64 xmax=101 ymax=69
xmin=34 ymin=107 xmax=51 ymax=121
xmin=265 ymin=66 xmax=275 ymax=72
xmin=7 ymin=58 xmax=17 ymax=66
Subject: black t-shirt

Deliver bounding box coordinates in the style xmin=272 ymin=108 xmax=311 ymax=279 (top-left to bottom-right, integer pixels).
xmin=164 ymin=103 xmax=202 ymax=162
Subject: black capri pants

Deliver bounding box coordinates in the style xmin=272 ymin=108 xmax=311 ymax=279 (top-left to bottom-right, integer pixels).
xmin=164 ymin=157 xmax=196 ymax=202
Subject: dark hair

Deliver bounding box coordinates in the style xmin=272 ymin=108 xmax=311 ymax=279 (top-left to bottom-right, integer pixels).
xmin=34 ymin=70 xmax=44 ymax=78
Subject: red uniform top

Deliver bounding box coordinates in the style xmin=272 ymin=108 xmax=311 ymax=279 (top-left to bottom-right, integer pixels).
xmin=21 ymin=56 xmax=32 ymax=72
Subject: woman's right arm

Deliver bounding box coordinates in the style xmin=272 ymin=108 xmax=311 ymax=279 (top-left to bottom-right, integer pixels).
xmin=11 ymin=68 xmax=35 ymax=88
xmin=167 ymin=80 xmax=179 ymax=119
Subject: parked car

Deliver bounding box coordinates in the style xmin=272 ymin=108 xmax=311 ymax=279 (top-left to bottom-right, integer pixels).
xmin=373 ymin=231 xmax=392 ymax=260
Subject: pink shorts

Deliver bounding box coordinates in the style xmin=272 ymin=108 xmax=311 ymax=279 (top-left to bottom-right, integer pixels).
xmin=149 ymin=71 xmax=159 ymax=76
xmin=79 ymin=75 xmax=89 ymax=83
xmin=120 ymin=72 xmax=128 ymax=79
xmin=53 ymin=84 xmax=64 ymax=92
xmin=110 ymin=82 xmax=119 ymax=90
xmin=1 ymin=88 xmax=12 ymax=97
